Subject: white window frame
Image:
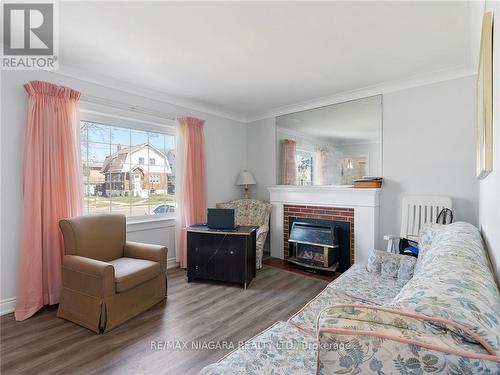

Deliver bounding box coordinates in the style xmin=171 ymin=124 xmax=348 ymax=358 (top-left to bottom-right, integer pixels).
xmin=80 ymin=108 xmax=176 ymax=224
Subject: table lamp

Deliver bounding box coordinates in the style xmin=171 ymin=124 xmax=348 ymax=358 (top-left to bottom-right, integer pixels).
xmin=236 ymin=170 xmax=256 ymax=198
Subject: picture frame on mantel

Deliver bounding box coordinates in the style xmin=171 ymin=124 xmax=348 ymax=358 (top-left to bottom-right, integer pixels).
xmin=476 ymin=11 xmax=493 ymax=179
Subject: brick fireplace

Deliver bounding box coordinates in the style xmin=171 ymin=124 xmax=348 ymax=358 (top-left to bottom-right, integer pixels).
xmin=268 ymin=186 xmax=380 ymax=265
xmin=283 ymin=205 xmax=355 ymax=265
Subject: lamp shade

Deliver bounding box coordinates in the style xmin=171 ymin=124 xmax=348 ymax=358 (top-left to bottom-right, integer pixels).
xmin=236 ymin=170 xmax=256 ymax=186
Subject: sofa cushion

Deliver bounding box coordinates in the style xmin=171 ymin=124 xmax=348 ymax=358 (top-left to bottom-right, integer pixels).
xmin=288 ymin=283 xmax=372 ymax=335
xmin=287 ymin=265 xmax=408 ymax=335
xmin=366 ymin=250 xmax=383 ymax=273
xmin=332 ymin=264 xmax=407 ymax=305
xmin=397 ymin=256 xmax=417 ymax=283
xmin=367 ymin=250 xmax=416 ymax=282
xmin=199 ymin=321 xmax=317 ymax=375
xmin=381 ymin=256 xmax=400 ymax=278
xmin=390 ymin=222 xmax=500 ymax=354
xmin=109 ymin=257 xmax=160 ymax=293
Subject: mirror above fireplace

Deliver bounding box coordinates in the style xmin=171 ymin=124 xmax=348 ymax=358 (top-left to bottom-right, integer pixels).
xmin=276 ymin=95 xmax=382 ymax=186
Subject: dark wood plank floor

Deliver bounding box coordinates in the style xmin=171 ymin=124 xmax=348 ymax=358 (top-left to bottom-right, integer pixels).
xmin=1 ymin=266 xmax=327 ymax=375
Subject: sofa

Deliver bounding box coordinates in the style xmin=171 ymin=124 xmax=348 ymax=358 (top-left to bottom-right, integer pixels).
xmin=199 ymin=222 xmax=500 ymax=374
xmin=216 ymin=199 xmax=272 ymax=269
xmin=57 ymin=214 xmax=167 ymax=333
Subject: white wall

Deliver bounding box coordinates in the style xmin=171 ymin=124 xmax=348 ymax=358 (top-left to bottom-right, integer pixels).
xmin=0 ymin=70 xmax=486 ymax=313
xmin=0 ymin=70 xmax=247 ymax=314
xmin=247 ymin=76 xmax=478 ymax=250
xmin=480 ymin=1 xmax=500 ymax=283
xmin=380 ymin=76 xmax=478 ymax=246
xmin=127 ymin=220 xmax=177 ymax=268
xmin=246 ymin=118 xmax=276 ymax=201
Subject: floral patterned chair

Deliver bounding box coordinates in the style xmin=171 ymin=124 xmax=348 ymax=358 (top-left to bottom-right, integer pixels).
xmin=216 ymin=199 xmax=272 ymax=269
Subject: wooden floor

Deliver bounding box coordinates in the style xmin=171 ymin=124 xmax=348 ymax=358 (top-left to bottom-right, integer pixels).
xmin=1 ymin=266 xmax=327 ymax=375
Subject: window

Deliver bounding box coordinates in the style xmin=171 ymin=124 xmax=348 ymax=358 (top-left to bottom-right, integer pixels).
xmin=80 ymin=120 xmax=176 ymax=218
xmin=296 ymin=150 xmax=313 ymax=186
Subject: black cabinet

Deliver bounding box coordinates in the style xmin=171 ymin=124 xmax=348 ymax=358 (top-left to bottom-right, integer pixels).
xmin=187 ymin=225 xmax=257 ymax=288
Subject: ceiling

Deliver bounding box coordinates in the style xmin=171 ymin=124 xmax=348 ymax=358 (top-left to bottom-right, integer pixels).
xmin=59 ymin=1 xmax=482 ymax=121
xmin=277 ymin=95 xmax=382 ymax=144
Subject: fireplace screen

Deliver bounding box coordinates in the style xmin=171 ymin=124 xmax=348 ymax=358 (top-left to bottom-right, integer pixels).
xmin=288 ymin=221 xmax=339 ymax=270
xmin=296 ymin=243 xmax=334 ymax=267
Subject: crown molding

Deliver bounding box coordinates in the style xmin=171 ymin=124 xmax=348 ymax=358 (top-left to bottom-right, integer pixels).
xmin=54 ymin=64 xmax=248 ymax=123
xmin=247 ymin=65 xmax=476 ymax=122
xmin=55 ymin=63 xmax=475 ymax=125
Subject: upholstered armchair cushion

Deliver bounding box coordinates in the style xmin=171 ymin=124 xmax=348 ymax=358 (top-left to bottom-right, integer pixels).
xmin=216 ymin=199 xmax=272 ymax=269
xmin=57 ymin=214 xmax=167 ymax=333
xmin=108 ymin=258 xmax=160 ymax=293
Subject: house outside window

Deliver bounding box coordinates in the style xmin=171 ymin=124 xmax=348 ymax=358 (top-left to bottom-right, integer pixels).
xmin=80 ymin=120 xmax=176 ymax=218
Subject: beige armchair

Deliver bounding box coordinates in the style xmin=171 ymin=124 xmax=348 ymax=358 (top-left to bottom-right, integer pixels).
xmin=57 ymin=214 xmax=167 ymax=333
xmin=216 ymin=199 xmax=272 ymax=269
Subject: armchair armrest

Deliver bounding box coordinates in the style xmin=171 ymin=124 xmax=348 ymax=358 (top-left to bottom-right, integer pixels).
xmin=256 ymin=224 xmax=269 ymax=238
xmin=124 ymin=241 xmax=167 ymax=270
xmin=62 ymin=255 xmax=115 ymax=297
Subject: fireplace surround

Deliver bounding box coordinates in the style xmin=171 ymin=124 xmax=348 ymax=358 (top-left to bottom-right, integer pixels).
xmin=268 ymin=186 xmax=381 ymax=265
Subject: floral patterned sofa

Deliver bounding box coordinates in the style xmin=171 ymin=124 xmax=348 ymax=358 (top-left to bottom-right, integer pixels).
xmin=199 ymin=222 xmax=500 ymax=374
xmin=216 ymin=199 xmax=272 ymax=269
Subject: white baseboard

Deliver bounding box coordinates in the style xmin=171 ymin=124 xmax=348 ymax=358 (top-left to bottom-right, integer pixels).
xmin=167 ymin=258 xmax=179 ymax=269
xmin=0 ymin=261 xmax=179 ymax=317
xmin=1 ymin=297 xmax=16 ymax=316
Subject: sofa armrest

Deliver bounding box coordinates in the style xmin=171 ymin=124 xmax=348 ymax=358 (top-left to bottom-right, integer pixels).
xmin=62 ymin=255 xmax=115 ymax=297
xmin=316 ymin=305 xmax=499 ymax=374
xmin=124 ymin=241 xmax=167 ymax=271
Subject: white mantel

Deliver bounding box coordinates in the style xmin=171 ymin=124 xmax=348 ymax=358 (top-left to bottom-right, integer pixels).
xmin=268 ymin=185 xmax=381 ymax=265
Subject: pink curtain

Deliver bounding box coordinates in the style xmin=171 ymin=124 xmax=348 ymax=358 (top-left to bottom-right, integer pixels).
xmin=314 ymin=148 xmax=327 ymax=185
xmin=282 ymin=139 xmax=297 ymax=185
xmin=15 ymin=81 xmax=83 ymax=321
xmin=178 ymin=117 xmax=207 ymax=269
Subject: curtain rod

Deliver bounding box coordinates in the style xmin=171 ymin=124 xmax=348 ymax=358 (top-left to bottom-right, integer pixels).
xmin=80 ymin=94 xmax=178 ymax=122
